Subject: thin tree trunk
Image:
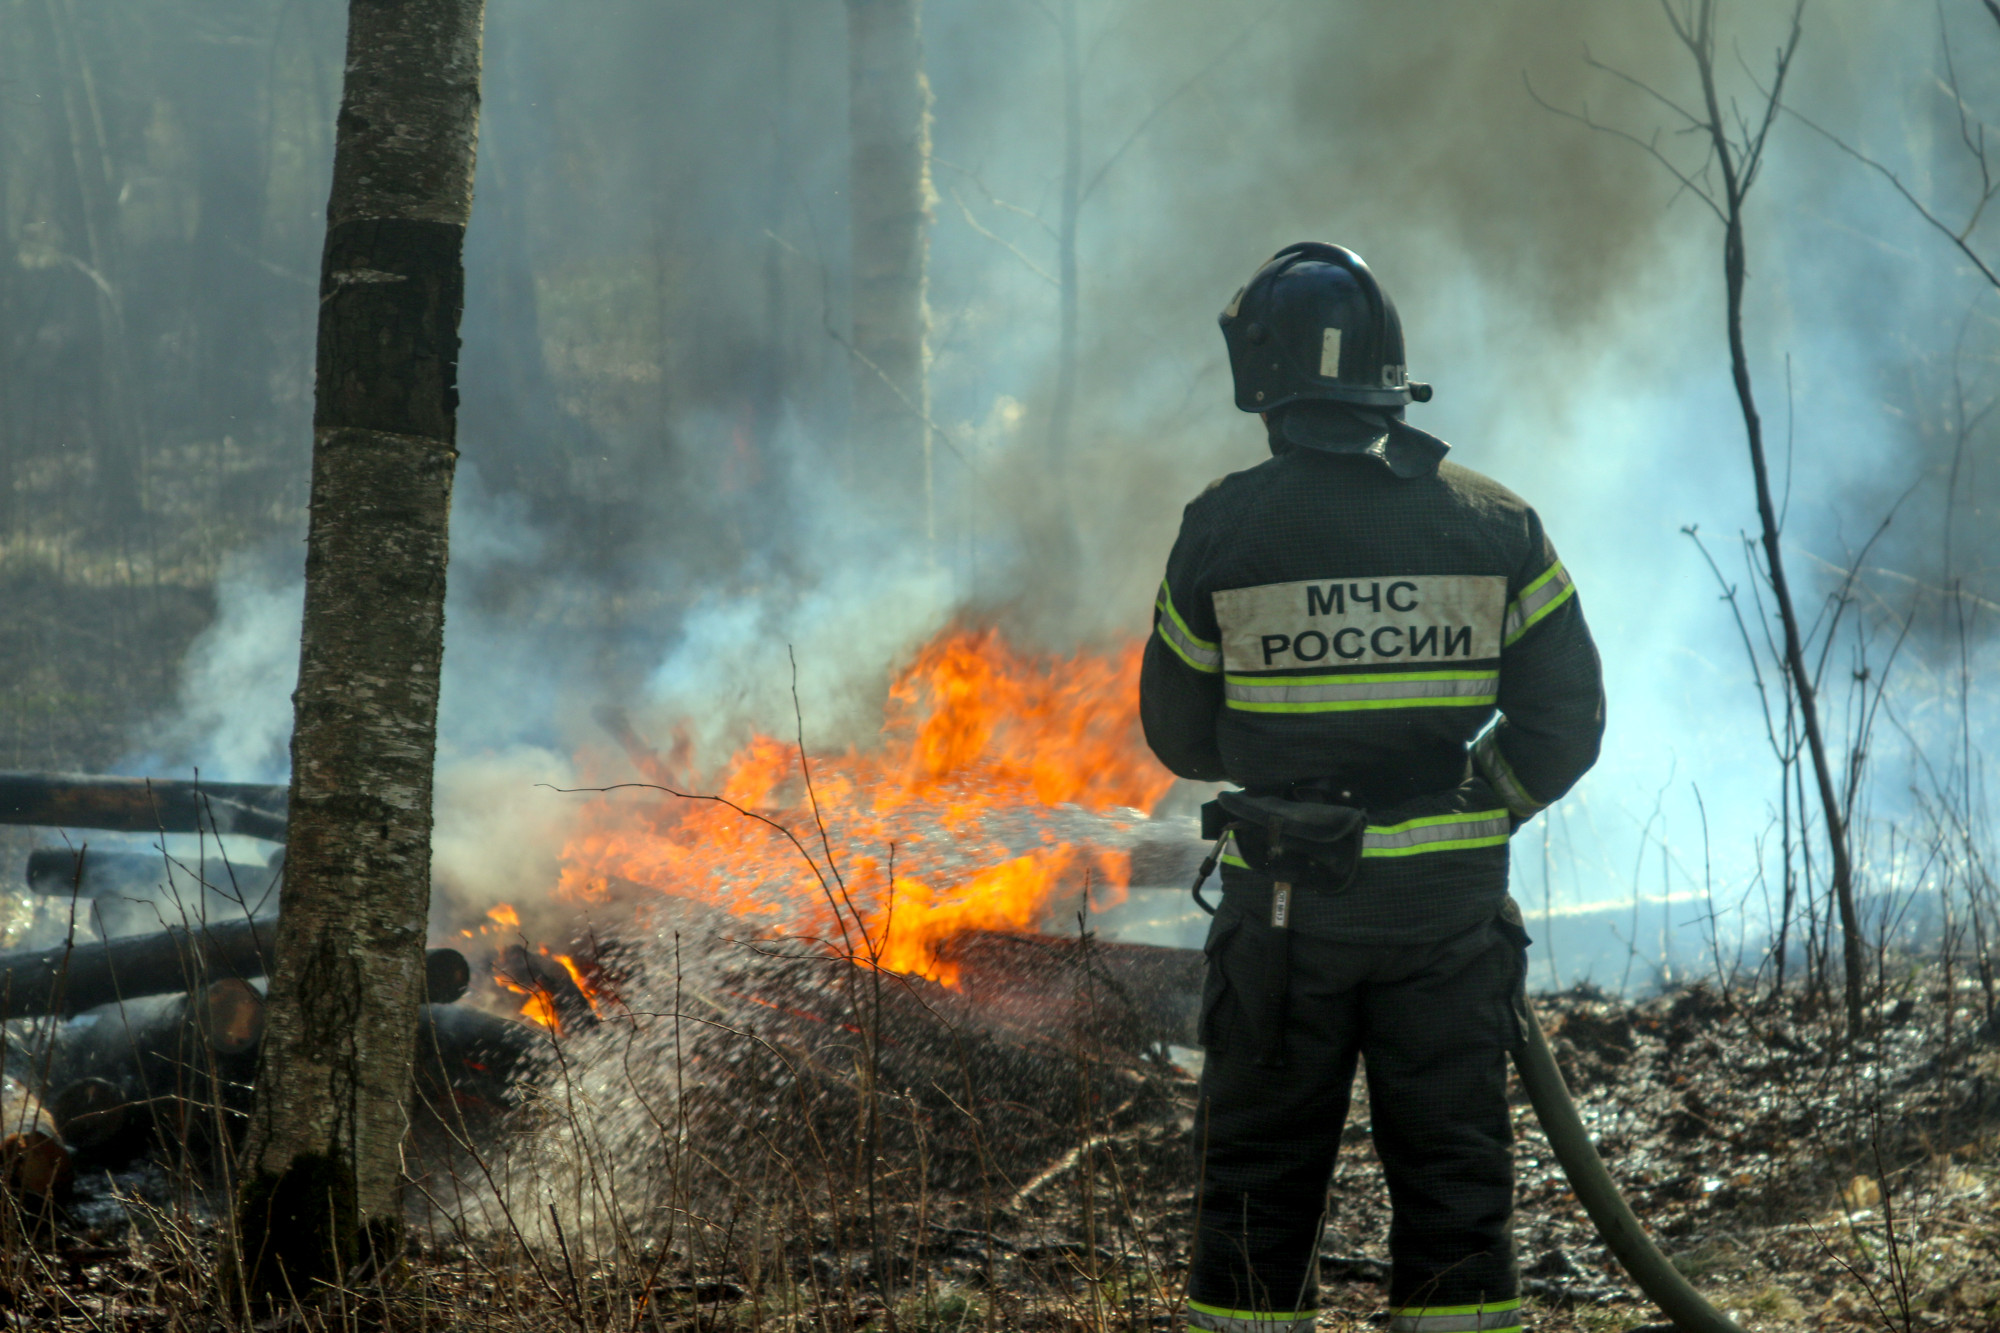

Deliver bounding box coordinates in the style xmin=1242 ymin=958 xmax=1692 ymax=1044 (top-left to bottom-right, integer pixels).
xmin=1048 ymin=0 xmax=1081 ymax=457
xmin=845 ymin=0 xmax=933 ymax=540
xmin=1678 ymin=0 xmax=1865 ymax=1034
xmin=233 ymin=0 xmax=484 ymax=1303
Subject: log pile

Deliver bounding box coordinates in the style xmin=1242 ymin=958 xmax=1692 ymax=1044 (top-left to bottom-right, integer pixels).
xmin=0 ymin=770 xmax=1220 ymax=1204
xmin=0 ymin=919 xmax=536 ymax=1197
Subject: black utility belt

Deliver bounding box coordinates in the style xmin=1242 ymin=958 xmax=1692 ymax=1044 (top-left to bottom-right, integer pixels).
xmin=1190 ymin=789 xmax=1366 ymax=915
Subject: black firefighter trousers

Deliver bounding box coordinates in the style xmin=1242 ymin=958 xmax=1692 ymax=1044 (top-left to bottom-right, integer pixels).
xmin=1188 ymin=903 xmax=1527 ymax=1333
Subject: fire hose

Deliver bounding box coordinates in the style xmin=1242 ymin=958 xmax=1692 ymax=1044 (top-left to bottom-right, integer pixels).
xmin=1187 ymin=823 xmax=1745 ymax=1332
xmin=1515 ymin=998 xmax=1745 ymax=1333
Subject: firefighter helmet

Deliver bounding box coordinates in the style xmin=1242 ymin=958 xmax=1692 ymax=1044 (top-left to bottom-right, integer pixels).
xmin=1217 ymin=243 xmax=1433 ymax=412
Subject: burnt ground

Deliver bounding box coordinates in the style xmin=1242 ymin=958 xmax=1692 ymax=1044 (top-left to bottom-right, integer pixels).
xmin=9 ymin=947 xmax=2000 ymax=1332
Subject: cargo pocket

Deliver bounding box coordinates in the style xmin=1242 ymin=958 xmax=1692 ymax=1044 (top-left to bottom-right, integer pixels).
xmin=1197 ymin=910 xmax=1243 ymax=1053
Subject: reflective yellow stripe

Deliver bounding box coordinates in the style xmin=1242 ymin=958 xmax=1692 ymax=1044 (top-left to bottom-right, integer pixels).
xmin=1216 ymin=814 xmax=1509 ymax=869
xmin=1186 ymin=1300 xmax=1317 ymax=1333
xmin=1223 ymin=668 xmax=1496 ymax=713
xmin=1388 ymin=1297 xmax=1522 ymax=1332
xmin=1503 ymin=559 xmax=1575 ymax=646
xmin=1156 ymin=580 xmax=1222 ymax=673
xmin=1363 ymin=810 xmax=1511 ymax=858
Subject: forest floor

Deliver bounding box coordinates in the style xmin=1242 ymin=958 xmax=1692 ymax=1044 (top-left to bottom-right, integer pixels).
xmin=8 ymin=952 xmax=1999 ymax=1333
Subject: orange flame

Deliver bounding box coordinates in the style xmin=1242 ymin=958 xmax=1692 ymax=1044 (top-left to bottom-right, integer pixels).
xmin=558 ymin=628 xmax=1171 ymax=984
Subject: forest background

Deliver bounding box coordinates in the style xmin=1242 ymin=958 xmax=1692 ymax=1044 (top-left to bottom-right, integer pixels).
xmin=0 ymin=0 xmax=1995 ymax=984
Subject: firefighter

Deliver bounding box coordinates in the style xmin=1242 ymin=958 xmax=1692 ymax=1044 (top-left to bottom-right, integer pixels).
xmin=1141 ymin=243 xmax=1605 ymax=1333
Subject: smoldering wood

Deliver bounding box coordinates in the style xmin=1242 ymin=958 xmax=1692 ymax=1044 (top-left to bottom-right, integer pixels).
xmin=0 ymin=772 xmax=287 ymax=842
xmin=413 ymin=1002 xmax=544 ymax=1118
xmin=493 ymin=942 xmax=597 ymax=1030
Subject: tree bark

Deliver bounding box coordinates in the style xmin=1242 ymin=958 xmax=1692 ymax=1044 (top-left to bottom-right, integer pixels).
xmin=1676 ymin=1 xmax=1865 ymax=1035
xmin=845 ymin=0 xmax=933 ymax=539
xmin=233 ymin=0 xmax=483 ymax=1303
xmin=1048 ymin=0 xmax=1081 ymax=457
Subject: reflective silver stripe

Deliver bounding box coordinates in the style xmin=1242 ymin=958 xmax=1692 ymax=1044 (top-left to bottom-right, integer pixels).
xmin=1388 ymin=1300 xmax=1523 ymax=1332
xmin=1220 ymin=818 xmax=1508 ymax=868
xmin=1223 ymin=670 xmax=1497 ymax=713
xmin=1363 ymin=810 xmax=1511 ymax=858
xmin=1473 ymin=730 xmax=1544 ymax=819
xmin=1187 ymin=1302 xmax=1316 ymax=1333
xmin=1502 ymin=559 xmax=1576 ymax=646
xmin=1156 ymin=581 xmax=1223 ymax=673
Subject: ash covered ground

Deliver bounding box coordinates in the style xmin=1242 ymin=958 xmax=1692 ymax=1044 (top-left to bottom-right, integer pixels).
xmin=17 ymin=918 xmax=2000 ymax=1333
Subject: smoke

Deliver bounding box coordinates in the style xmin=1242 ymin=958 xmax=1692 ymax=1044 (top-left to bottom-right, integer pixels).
xmin=115 ymin=0 xmax=2000 ymax=971
xmin=139 ymin=553 xmax=303 ymax=786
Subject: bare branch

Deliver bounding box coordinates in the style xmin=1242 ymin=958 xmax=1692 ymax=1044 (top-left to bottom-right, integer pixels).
xmin=1580 ymin=41 xmax=1708 ymax=130
xmin=1078 ymin=3 xmax=1282 ymax=206
xmin=1523 ymin=71 xmax=1726 ymax=222
xmin=947 ymin=185 xmax=1059 ymax=287
xmin=1736 ymin=1 xmax=1807 ymax=195
xmin=1786 ymin=103 xmax=2000 ymax=290
xmin=931 ymin=157 xmax=1059 ymax=239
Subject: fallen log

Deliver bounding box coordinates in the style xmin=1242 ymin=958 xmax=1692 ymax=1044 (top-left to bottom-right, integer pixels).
xmin=35 ymin=987 xmax=532 ymax=1166
xmin=25 ymin=846 xmax=280 ymax=899
xmin=23 ymin=847 xmax=284 ymax=940
xmin=0 ymin=920 xmax=470 ymax=1019
xmin=39 ymin=980 xmax=268 ymax=1160
xmin=0 ymin=772 xmax=287 ymax=842
xmin=414 ymin=1001 xmax=544 ymax=1117
xmin=0 ymin=918 xmax=275 ymax=1019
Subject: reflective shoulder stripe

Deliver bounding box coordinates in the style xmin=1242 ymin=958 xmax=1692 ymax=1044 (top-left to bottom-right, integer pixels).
xmin=1218 ymin=832 xmax=1249 ymax=869
xmin=1223 ymin=669 xmax=1496 ymax=714
xmin=1362 ymin=810 xmax=1511 ymax=858
xmin=1473 ymin=729 xmax=1544 ymax=819
xmin=1502 ymin=558 xmax=1576 ymax=646
xmin=1388 ymin=1297 xmax=1523 ymax=1332
xmin=1187 ymin=1301 xmax=1317 ymax=1333
xmin=1156 ymin=579 xmax=1222 ymax=673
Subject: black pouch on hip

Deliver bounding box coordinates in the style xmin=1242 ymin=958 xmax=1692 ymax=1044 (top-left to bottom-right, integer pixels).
xmin=1200 ymin=791 xmax=1367 ymax=894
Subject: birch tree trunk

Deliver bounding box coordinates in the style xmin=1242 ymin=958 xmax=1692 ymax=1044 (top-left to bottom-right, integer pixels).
xmin=845 ymin=0 xmax=933 ymax=538
xmin=233 ymin=0 xmax=483 ymax=1302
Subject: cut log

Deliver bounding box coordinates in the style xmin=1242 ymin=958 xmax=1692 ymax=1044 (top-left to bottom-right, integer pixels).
xmin=0 ymin=921 xmax=470 ymax=1019
xmin=37 ymin=988 xmax=534 ymax=1167
xmin=0 ymin=772 xmax=287 ymax=841
xmin=0 ymin=1078 xmax=70 ymax=1197
xmin=25 ymin=846 xmax=280 ymax=899
xmin=23 ymin=846 xmax=284 ymax=940
xmin=0 ymin=918 xmax=276 ymax=1019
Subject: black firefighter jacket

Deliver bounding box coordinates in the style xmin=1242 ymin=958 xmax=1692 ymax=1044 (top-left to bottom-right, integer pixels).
xmin=1140 ymin=445 xmax=1606 ymax=943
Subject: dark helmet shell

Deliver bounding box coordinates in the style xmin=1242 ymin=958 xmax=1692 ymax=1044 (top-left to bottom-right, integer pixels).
xmin=1217 ymin=242 xmax=1421 ymax=411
